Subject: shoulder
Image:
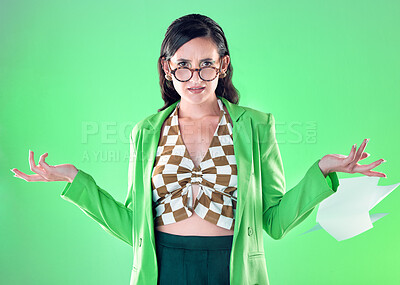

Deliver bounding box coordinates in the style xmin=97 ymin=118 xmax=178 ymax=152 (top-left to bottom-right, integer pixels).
xmin=241 ymin=106 xmax=274 ymax=125
xmin=130 ymin=110 xmax=166 ymax=139
xmin=129 ymin=114 xmax=152 ymax=138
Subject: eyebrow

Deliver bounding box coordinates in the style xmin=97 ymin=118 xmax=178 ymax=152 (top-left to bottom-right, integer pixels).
xmin=176 ymin=58 xmax=214 ymax=62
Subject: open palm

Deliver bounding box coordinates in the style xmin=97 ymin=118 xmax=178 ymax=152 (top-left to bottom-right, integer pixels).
xmin=11 ymin=150 xmax=78 ymax=183
xmin=319 ymin=138 xmax=386 ymax=178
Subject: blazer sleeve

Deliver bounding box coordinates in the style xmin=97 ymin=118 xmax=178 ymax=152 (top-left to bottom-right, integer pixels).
xmin=260 ymin=113 xmax=339 ymax=240
xmin=59 ymin=127 xmax=138 ymax=247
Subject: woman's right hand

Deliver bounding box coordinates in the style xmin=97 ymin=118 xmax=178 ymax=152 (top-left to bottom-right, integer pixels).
xmin=11 ymin=150 xmax=78 ymax=183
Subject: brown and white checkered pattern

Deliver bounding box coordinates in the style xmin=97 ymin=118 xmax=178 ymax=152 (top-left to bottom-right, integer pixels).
xmin=151 ymin=98 xmax=238 ymax=231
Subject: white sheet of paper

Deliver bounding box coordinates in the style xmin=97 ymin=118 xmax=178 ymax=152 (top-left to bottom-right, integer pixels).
xmin=298 ymin=176 xmax=399 ymax=241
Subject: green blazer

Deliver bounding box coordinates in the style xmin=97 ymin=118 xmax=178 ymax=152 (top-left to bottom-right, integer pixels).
xmin=60 ymin=95 xmax=339 ymax=285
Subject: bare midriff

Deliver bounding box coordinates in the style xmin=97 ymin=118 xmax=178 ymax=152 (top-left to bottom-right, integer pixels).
xmin=155 ymin=104 xmax=235 ymax=237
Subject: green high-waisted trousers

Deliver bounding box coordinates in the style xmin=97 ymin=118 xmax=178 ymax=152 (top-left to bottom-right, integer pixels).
xmin=154 ymin=230 xmax=233 ymax=285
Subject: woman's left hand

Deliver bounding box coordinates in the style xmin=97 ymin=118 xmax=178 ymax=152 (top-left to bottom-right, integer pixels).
xmin=318 ymin=138 xmax=387 ymax=178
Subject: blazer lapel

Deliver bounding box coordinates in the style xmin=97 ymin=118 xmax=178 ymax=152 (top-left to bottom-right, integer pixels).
xmin=141 ymin=102 xmax=179 ymax=232
xmin=231 ymin=116 xmax=254 ymax=232
xmin=140 ymin=96 xmax=253 ymax=235
xmin=215 ymin=97 xmax=255 ymax=233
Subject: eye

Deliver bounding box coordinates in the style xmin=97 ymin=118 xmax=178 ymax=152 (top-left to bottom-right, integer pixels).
xmin=177 ymin=62 xmax=188 ymax=67
xmin=202 ymin=61 xmax=213 ymax=66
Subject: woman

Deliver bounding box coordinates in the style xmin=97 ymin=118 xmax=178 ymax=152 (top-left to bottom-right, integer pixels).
xmin=11 ymin=14 xmax=386 ymax=285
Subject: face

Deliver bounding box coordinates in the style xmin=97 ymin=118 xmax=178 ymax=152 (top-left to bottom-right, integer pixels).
xmin=162 ymin=37 xmax=230 ymax=104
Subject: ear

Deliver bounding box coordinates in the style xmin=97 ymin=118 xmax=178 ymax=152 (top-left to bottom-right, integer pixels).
xmin=221 ymin=55 xmax=230 ymax=73
xmin=161 ymin=57 xmax=172 ymax=76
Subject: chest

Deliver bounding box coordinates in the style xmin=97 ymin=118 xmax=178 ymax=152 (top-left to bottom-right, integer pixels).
xmin=158 ymin=106 xmax=234 ymax=169
xmin=179 ymin=116 xmax=220 ymax=167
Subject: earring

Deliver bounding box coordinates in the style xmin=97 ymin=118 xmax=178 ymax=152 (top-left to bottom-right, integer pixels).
xmin=219 ymin=72 xmax=227 ymax=78
xmin=165 ymin=74 xmax=172 ymax=81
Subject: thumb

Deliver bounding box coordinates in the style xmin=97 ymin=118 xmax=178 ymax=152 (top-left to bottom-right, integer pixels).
xmin=359 ymin=152 xmax=370 ymax=161
xmin=38 ymin=153 xmax=51 ymax=170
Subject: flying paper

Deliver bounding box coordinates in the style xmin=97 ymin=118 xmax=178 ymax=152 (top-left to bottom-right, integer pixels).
xmin=298 ymin=176 xmax=399 ymax=241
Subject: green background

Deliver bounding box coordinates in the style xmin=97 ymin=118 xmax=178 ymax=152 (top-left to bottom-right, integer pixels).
xmin=1 ymin=0 xmax=399 ymax=284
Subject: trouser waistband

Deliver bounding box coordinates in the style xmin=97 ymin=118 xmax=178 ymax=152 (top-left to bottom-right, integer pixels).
xmin=154 ymin=230 xmax=233 ymax=250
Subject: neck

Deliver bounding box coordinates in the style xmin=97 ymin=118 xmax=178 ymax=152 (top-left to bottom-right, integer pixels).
xmin=178 ymin=95 xmax=220 ymax=120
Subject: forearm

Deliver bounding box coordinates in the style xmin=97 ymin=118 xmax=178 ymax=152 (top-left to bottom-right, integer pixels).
xmin=60 ymin=169 xmax=133 ymax=246
xmin=263 ymin=159 xmax=338 ymax=240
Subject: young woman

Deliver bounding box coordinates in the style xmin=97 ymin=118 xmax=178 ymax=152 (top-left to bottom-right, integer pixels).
xmin=11 ymin=14 xmax=386 ymax=285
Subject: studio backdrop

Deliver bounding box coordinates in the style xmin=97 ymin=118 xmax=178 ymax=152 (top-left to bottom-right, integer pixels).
xmin=1 ymin=0 xmax=399 ymax=284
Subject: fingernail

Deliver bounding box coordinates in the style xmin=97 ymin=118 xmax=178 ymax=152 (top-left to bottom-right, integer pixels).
xmin=381 ymin=159 xmax=386 ymax=163
xmin=10 ymin=168 xmax=14 ymax=172
xmin=366 ymin=138 xmax=370 ymax=143
xmin=353 ymin=144 xmax=356 ymax=148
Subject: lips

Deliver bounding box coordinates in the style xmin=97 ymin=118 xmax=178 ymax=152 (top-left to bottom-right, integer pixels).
xmin=188 ymin=87 xmax=205 ymax=90
xmin=188 ymin=86 xmax=206 ymax=93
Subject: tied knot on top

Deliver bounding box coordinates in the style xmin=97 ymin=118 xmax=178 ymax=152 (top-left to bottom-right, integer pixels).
xmin=190 ymin=169 xmax=202 ymax=184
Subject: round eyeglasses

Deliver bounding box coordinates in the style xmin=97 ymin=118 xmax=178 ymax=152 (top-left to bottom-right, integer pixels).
xmin=167 ymin=59 xmax=223 ymax=82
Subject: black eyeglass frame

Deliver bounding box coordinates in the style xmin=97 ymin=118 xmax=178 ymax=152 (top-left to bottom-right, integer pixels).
xmin=166 ymin=58 xmax=223 ymax=82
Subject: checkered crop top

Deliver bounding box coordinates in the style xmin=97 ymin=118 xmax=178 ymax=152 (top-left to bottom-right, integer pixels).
xmin=151 ymin=98 xmax=238 ymax=231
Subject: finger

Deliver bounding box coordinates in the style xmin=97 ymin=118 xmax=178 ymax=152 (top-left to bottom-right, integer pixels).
xmin=360 ymin=169 xmax=387 ymax=178
xmin=28 ymin=150 xmax=47 ymax=177
xmin=349 ymin=139 xmax=369 ymax=169
xmin=353 ymin=158 xmax=385 ymax=173
xmin=12 ymin=169 xmax=48 ymax=182
xmin=354 ymin=138 xmax=369 ymax=162
xmin=343 ymin=144 xmax=357 ymax=164
xmin=38 ymin=152 xmax=51 ymax=171
xmin=331 ymin=151 xmax=369 ymax=162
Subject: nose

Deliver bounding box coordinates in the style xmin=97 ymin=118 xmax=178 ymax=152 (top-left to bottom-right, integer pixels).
xmin=190 ymin=68 xmax=202 ymax=82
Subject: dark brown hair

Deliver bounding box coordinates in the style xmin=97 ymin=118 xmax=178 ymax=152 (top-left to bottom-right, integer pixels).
xmin=157 ymin=14 xmax=240 ymax=112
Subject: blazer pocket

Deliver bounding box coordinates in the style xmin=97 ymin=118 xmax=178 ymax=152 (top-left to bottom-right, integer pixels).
xmin=130 ymin=266 xmax=139 ymax=285
xmin=247 ymin=251 xmax=268 ymax=285
xmin=248 ymin=251 xmax=265 ymax=259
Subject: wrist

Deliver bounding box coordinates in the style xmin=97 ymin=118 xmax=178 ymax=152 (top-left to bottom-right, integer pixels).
xmin=66 ymin=167 xmax=79 ymax=183
xmin=318 ymin=157 xmax=331 ymax=178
